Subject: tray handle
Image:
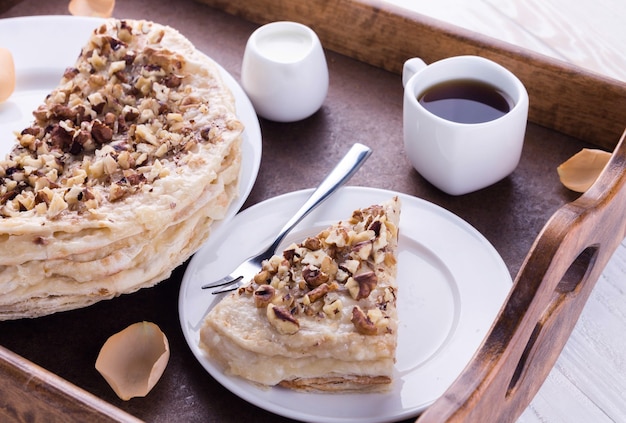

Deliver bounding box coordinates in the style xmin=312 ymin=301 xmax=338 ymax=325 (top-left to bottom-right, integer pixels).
xmin=417 ymin=128 xmax=626 ymax=423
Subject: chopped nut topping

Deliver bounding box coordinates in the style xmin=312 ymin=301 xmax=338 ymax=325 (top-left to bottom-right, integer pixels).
xmin=352 ymin=240 xmax=373 ymax=260
xmin=345 ymin=271 xmax=378 ymax=300
xmin=322 ymin=297 xmax=343 ymax=317
xmin=236 ymin=200 xmax=399 ymax=335
xmin=0 ymin=19 xmax=236 ymax=219
xmin=302 ymin=236 xmax=321 ymax=250
xmin=302 ymin=265 xmax=329 ymax=287
xmin=307 ymin=283 xmax=330 ymax=303
xmin=254 ymin=285 xmax=276 ymax=308
xmin=351 ymin=306 xmax=377 ymax=335
xmin=266 ymin=303 xmax=300 ymax=335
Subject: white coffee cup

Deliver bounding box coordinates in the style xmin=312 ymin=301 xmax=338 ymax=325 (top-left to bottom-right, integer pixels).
xmin=403 ymin=56 xmax=529 ymax=195
xmin=241 ymin=21 xmax=329 ymax=122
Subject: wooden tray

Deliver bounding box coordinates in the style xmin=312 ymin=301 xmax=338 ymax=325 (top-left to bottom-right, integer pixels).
xmin=1 ymin=1 xmax=625 ymax=422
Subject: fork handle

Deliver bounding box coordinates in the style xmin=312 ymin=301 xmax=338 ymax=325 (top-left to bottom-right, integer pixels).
xmin=267 ymin=143 xmax=372 ymax=252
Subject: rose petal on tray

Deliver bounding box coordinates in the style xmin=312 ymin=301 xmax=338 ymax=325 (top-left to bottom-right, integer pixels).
xmin=95 ymin=321 xmax=170 ymax=400
xmin=68 ymin=0 xmax=115 ymax=18
xmin=557 ymin=148 xmax=611 ymax=193
xmin=0 ymin=47 xmax=15 ymax=103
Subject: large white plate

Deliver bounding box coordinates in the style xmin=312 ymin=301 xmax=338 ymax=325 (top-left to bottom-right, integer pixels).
xmin=179 ymin=186 xmax=512 ymax=422
xmin=0 ymin=16 xmax=262 ymax=237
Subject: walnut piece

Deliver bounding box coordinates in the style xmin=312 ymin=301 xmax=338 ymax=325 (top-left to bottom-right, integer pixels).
xmin=302 ymin=265 xmax=329 ymax=287
xmin=322 ymin=298 xmax=343 ymax=317
xmin=345 ymin=271 xmax=378 ymax=300
xmin=254 ymin=285 xmax=275 ymax=308
xmin=351 ymin=306 xmax=377 ymax=335
xmin=266 ymin=303 xmax=300 ymax=335
xmin=306 ymin=283 xmax=330 ymax=303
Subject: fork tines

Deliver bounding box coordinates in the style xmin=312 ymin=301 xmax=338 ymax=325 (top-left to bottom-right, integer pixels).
xmin=201 ymin=275 xmax=243 ymax=290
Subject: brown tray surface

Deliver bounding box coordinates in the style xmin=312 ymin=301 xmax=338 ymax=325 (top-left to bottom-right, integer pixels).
xmin=0 ymin=0 xmax=618 ymax=422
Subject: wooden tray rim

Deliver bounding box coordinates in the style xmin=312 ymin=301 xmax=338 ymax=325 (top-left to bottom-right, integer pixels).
xmin=2 ymin=2 xmax=626 ymax=421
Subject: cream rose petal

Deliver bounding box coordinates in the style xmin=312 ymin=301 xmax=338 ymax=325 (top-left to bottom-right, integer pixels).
xmin=68 ymin=0 xmax=115 ymax=18
xmin=557 ymin=148 xmax=611 ymax=193
xmin=0 ymin=47 xmax=15 ymax=103
xmin=95 ymin=321 xmax=170 ymax=400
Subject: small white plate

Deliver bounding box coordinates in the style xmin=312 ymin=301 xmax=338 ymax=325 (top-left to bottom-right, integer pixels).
xmin=0 ymin=16 xmax=262 ymax=235
xmin=179 ymin=186 xmax=512 ymax=423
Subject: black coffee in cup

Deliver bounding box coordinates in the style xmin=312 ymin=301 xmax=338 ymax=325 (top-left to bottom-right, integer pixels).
xmin=418 ymin=79 xmax=512 ymax=124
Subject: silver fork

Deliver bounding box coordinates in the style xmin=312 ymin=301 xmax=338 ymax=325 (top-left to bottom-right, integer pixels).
xmin=201 ymin=142 xmax=372 ymax=294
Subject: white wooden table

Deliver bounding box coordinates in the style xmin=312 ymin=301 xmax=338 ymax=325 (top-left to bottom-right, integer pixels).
xmin=386 ymin=1 xmax=626 ymax=421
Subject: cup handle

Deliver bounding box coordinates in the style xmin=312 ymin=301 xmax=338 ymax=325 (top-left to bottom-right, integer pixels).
xmin=402 ymin=57 xmax=427 ymax=88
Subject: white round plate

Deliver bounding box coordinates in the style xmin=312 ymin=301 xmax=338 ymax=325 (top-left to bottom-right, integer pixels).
xmin=179 ymin=186 xmax=512 ymax=423
xmin=0 ymin=16 xmax=261 ymax=236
